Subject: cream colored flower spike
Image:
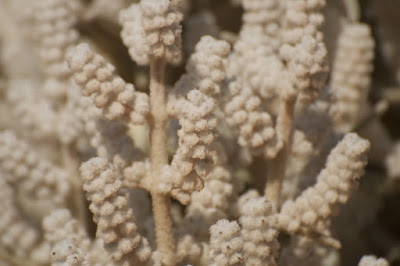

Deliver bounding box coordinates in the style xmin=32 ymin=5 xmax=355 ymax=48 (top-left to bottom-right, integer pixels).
xmin=223 ymin=79 xmax=282 ymax=158
xmin=34 ymin=0 xmax=81 ymax=79
xmin=358 ymin=255 xmax=389 ymax=266
xmin=329 ymin=22 xmax=375 ymax=132
xmin=186 ymin=164 xmax=234 ymax=234
xmin=80 ymin=158 xmax=151 ymax=265
xmin=44 ymin=209 xmax=113 ymax=266
xmin=51 ymin=240 xmax=89 ymax=266
xmin=163 ymin=90 xmax=218 ymax=204
xmin=43 ymin=209 xmax=90 ymax=251
xmin=209 ymin=219 xmax=245 ymax=266
xmin=238 ymin=197 xmax=280 ymax=266
xmin=120 ymin=0 xmax=183 ymax=65
xmin=0 ymin=131 xmax=70 ymax=210
xmin=183 ymin=35 xmax=230 ymax=96
xmin=119 ymin=4 xmax=151 ymax=66
xmin=0 ymin=177 xmax=41 ymax=258
xmin=67 ymin=43 xmax=150 ymax=124
xmin=242 ymin=0 xmax=280 ymax=29
xmin=277 ymin=133 xmax=370 ymax=238
xmin=141 ymin=0 xmax=183 ymax=64
xmin=280 ymin=0 xmax=329 ymax=103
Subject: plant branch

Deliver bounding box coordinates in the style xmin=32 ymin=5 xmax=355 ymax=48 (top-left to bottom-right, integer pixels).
xmin=149 ymin=57 xmax=176 ymax=266
xmin=265 ymin=95 xmax=297 ymax=210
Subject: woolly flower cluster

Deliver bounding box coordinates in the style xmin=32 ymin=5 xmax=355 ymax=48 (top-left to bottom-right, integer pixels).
xmin=0 ymin=0 xmax=397 ymax=266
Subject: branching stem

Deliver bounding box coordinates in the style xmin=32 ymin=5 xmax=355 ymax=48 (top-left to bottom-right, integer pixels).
xmin=149 ymin=57 xmax=176 ymax=266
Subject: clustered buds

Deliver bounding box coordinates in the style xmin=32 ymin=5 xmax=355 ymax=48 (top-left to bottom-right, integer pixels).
xmin=277 ymin=133 xmax=370 ymax=239
xmin=120 ymin=0 xmax=183 ymax=65
xmin=67 ymin=43 xmax=150 ymax=124
xmin=80 ymin=158 xmax=151 ymax=265
xmin=329 ymin=22 xmax=375 ymax=132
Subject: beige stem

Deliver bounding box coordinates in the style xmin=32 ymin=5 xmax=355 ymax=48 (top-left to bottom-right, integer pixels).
xmin=61 ymin=145 xmax=87 ymax=229
xmin=265 ymin=96 xmax=296 ymax=210
xmin=344 ymin=0 xmax=360 ymax=22
xmin=149 ymin=58 xmax=176 ymax=266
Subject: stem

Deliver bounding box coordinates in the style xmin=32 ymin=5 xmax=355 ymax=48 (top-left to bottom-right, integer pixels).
xmin=344 ymin=0 xmax=360 ymax=22
xmin=149 ymin=58 xmax=176 ymax=266
xmin=61 ymin=145 xmax=87 ymax=229
xmin=265 ymin=96 xmax=296 ymax=210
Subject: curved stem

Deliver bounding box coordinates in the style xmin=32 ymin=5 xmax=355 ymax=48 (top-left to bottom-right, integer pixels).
xmin=149 ymin=58 xmax=176 ymax=266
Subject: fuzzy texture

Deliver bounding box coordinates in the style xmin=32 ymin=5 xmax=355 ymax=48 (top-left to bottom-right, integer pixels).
xmin=80 ymin=158 xmax=151 ymax=265
xmin=34 ymin=0 xmax=80 ymax=79
xmin=238 ymin=197 xmax=280 ymax=266
xmin=123 ymin=160 xmax=150 ymax=189
xmin=240 ymin=0 xmax=281 ymax=54
xmin=280 ymin=34 xmax=328 ymax=103
xmin=358 ymin=255 xmax=389 ymax=266
xmin=277 ymin=133 xmax=370 ymax=237
xmin=51 ymin=240 xmax=89 ymax=266
xmin=329 ymin=22 xmax=375 ymax=132
xmin=0 ymin=1 xmax=393 ymax=265
xmin=0 ymin=131 xmax=70 ymax=212
xmin=230 ymin=0 xmax=283 ymax=100
xmin=281 ymin=0 xmax=326 ymax=44
xmin=184 ymin=143 xmax=234 ymax=238
xmin=280 ymin=0 xmax=328 ymax=103
xmin=140 ymin=0 xmax=183 ymax=64
xmin=176 ymin=234 xmax=205 ymax=265
xmin=34 ymin=0 xmax=81 ymax=103
xmin=67 ymin=43 xmax=150 ymax=124
xmin=6 ymin=79 xmax=58 ymax=139
xmin=0 ymin=177 xmax=41 ymax=258
xmin=176 ymin=35 xmax=230 ymax=96
xmin=241 ymin=0 xmax=281 ymax=54
xmin=209 ymin=220 xmax=245 ymax=266
xmin=223 ymin=79 xmax=282 ymax=158
xmin=43 ymin=209 xmax=90 ymax=250
xmin=164 ymin=90 xmax=218 ymax=204
xmin=43 ymin=209 xmax=113 ymax=266
xmin=242 ymin=0 xmax=280 ymax=29
xmin=186 ymin=165 xmax=234 ymax=235
xmin=167 ymin=37 xmax=228 ymax=201
xmin=119 ymin=4 xmax=151 ymax=66
xmin=281 ymin=129 xmax=315 ymax=201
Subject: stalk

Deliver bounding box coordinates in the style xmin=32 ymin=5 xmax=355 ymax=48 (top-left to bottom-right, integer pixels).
xmin=61 ymin=144 xmax=87 ymax=229
xmin=265 ymin=95 xmax=296 ymax=210
xmin=149 ymin=58 xmax=176 ymax=266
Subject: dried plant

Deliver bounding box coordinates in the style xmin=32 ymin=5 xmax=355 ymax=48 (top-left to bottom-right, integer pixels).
xmin=0 ymin=0 xmax=399 ymax=265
